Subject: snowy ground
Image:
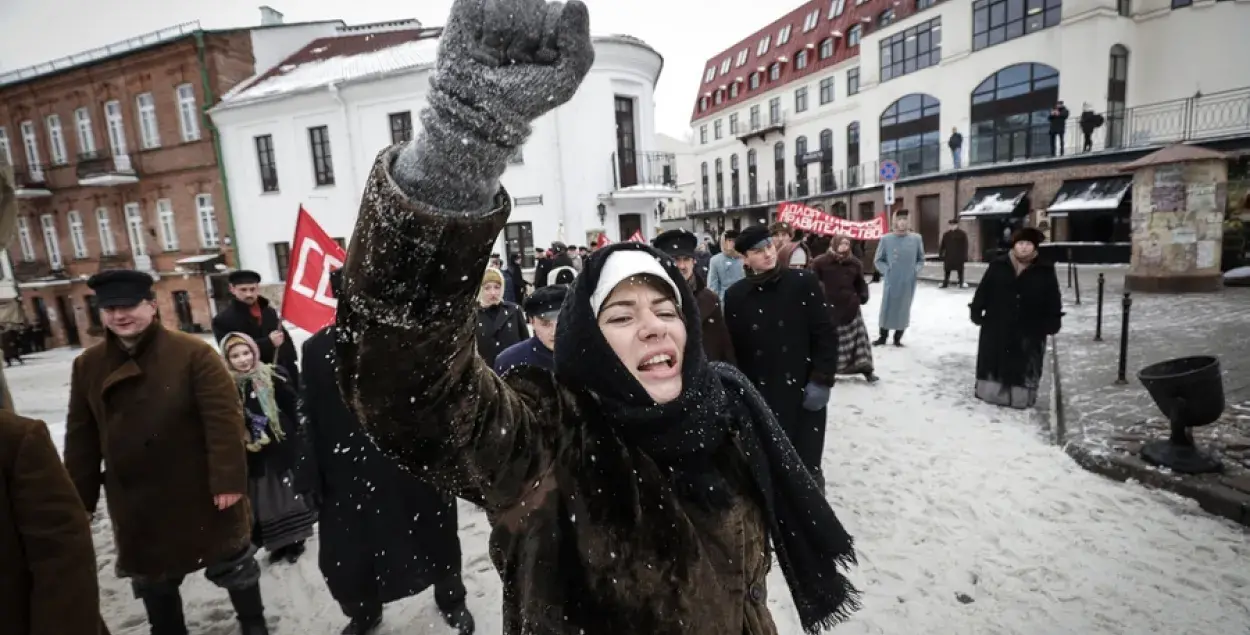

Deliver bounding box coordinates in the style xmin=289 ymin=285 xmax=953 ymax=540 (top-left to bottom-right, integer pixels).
xmin=8 ymin=284 xmax=1249 ymax=634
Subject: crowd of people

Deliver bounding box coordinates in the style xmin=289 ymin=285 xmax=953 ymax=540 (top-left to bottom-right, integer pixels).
xmin=1 ymin=1 xmax=1066 ymax=633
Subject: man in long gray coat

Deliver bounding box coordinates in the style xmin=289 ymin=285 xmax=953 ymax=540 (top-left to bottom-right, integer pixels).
xmin=873 ymin=216 xmax=926 ymax=346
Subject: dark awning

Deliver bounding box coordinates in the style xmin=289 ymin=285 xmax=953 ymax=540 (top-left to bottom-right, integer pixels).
xmin=960 ymin=185 xmax=1031 ymax=219
xmin=1046 ymin=176 xmax=1133 ymax=217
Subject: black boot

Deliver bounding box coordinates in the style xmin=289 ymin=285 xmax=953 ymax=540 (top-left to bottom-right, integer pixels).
xmin=863 ymin=371 xmax=879 ymax=383
xmin=341 ymin=611 xmax=382 ymax=635
xmin=140 ymin=588 xmax=188 ymax=635
xmin=440 ymin=604 xmax=476 ymax=635
xmin=873 ymin=329 xmax=888 ymax=346
xmin=229 ymin=584 xmax=269 ymax=635
xmin=892 ymin=330 xmax=905 ymax=347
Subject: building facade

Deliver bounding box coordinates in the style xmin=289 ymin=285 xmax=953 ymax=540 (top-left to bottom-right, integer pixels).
xmin=209 ymin=29 xmax=673 ymax=289
xmin=686 ymin=0 xmax=1250 ymax=258
xmin=0 ymin=11 xmax=345 ymax=349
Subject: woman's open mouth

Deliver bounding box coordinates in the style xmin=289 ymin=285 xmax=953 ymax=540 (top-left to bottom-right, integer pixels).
xmin=637 ymin=351 xmax=680 ymax=378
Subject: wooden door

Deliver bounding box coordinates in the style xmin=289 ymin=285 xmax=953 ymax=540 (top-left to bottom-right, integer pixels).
xmin=918 ymin=195 xmax=941 ymax=254
xmin=615 ymin=97 xmax=638 ymax=188
xmin=618 ymin=213 xmax=642 ymax=241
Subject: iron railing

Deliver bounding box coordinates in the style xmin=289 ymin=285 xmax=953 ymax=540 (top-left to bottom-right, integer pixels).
xmin=610 ymin=150 xmax=677 ymax=190
xmin=11 ymin=164 xmax=49 ymax=189
xmin=76 ymin=151 xmax=137 ymax=181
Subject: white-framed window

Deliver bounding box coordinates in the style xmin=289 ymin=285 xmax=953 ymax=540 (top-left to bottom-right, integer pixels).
xmin=757 ymin=36 xmax=772 ymax=56
xmin=829 ymin=0 xmax=847 ymax=18
xmin=156 ymin=199 xmax=178 ymax=250
xmin=46 ymin=115 xmax=68 ymax=165
xmin=67 ymin=211 xmax=88 ymax=259
xmin=778 ymin=24 xmax=793 ymax=45
xmin=720 ymin=59 xmax=731 ymax=75
xmin=74 ymin=108 xmax=96 ymax=155
xmin=820 ymin=38 xmax=836 ymax=59
xmin=20 ymin=121 xmax=41 ymax=166
xmin=797 ymin=50 xmax=810 ymax=70
xmin=195 ymin=194 xmax=219 ymax=248
xmin=0 ymin=127 xmax=11 ymax=165
xmin=136 ymin=93 xmax=161 ymax=149
xmin=804 ymin=9 xmax=821 ymax=31
xmin=704 ymin=67 xmax=716 ymax=83
xmin=848 ymin=24 xmax=863 ymax=47
xmin=96 ymin=208 xmax=118 ymax=256
xmin=105 ymin=100 xmax=128 ymax=155
xmin=16 ymin=217 xmax=36 ymax=262
xmin=736 ymin=49 xmax=749 ymax=66
xmin=124 ymin=203 xmax=147 ymax=256
xmin=40 ymin=214 xmax=63 ymax=268
xmin=176 ymin=83 xmax=201 ymax=142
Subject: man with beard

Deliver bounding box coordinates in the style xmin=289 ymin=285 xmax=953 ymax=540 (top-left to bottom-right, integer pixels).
xmin=494 ymin=283 xmax=565 ymax=373
xmin=724 ymin=225 xmax=838 ymax=485
xmin=302 ymin=270 xmax=476 ymax=635
xmin=873 ymin=215 xmax=926 ymax=346
xmin=66 ymin=269 xmax=268 ymax=634
xmin=212 ymin=270 xmax=299 ymax=385
xmin=652 ymin=229 xmax=735 ymax=364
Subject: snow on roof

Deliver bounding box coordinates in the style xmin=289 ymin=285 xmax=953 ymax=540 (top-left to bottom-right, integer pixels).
xmin=1047 ymin=177 xmax=1133 ymax=213
xmin=961 ymin=186 xmax=1030 ymax=218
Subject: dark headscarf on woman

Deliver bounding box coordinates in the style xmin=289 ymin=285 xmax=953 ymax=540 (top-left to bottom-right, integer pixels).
xmin=554 ymin=241 xmax=860 ymax=633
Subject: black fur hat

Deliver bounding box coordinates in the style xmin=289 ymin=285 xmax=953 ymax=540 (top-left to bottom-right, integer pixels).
xmin=1010 ymin=227 xmax=1046 ymax=247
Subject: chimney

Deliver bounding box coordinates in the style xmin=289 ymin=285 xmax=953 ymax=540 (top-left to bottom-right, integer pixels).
xmin=259 ymin=6 xmax=284 ymax=26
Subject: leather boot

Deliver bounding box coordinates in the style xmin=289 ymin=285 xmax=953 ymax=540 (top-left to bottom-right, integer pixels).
xmin=141 ymin=589 xmax=188 ymax=635
xmin=872 ymin=329 xmax=888 ymax=346
xmin=892 ymin=329 xmax=905 ymax=346
xmin=229 ymin=584 xmax=269 ymax=635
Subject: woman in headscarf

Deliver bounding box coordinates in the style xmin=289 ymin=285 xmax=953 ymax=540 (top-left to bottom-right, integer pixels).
xmin=969 ymin=227 xmax=1064 ymax=408
xmin=220 ymin=332 xmax=316 ymax=564
xmin=811 ymin=236 xmax=878 ymax=382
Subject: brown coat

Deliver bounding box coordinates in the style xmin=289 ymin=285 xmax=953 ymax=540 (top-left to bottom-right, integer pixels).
xmin=810 ymin=253 xmax=870 ymax=325
xmin=0 ymin=411 xmax=106 ymax=635
xmin=336 ymin=148 xmax=779 ymax=635
xmin=64 ymin=323 xmax=252 ymax=578
xmin=694 ymin=285 xmax=736 ymax=365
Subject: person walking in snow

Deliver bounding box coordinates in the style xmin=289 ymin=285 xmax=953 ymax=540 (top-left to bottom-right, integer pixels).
xmin=810 ymin=236 xmax=878 ymax=383
xmin=494 ymin=283 xmax=565 ymax=374
xmin=939 ymin=219 xmax=969 ymax=288
xmin=220 ymin=332 xmax=317 ymax=565
xmin=212 ymin=269 xmax=300 ymax=386
xmin=873 ymin=215 xmax=925 ymax=346
xmin=724 ymin=225 xmax=840 ymax=486
xmin=65 ymin=269 xmax=270 ymax=635
xmin=302 ymin=270 xmax=476 ymax=635
xmin=476 ymin=267 xmax=529 ymax=368
xmin=1 ymin=409 xmax=109 ymax=635
xmin=653 ymin=229 xmax=735 ymax=364
xmin=706 ymin=229 xmax=745 ymax=304
xmin=331 ymin=1 xmax=860 ymax=632
xmin=970 ymin=227 xmax=1064 ymax=409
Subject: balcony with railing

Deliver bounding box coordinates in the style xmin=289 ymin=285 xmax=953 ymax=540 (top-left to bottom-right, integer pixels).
xmin=77 ymin=150 xmax=139 ymax=186
xmin=736 ymin=111 xmax=787 ymax=144
xmin=610 ymin=150 xmax=678 ymax=193
xmin=11 ymin=164 xmax=52 ymax=198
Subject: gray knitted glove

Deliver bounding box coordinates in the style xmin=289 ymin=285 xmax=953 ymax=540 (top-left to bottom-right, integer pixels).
xmin=392 ymin=0 xmax=594 ymax=214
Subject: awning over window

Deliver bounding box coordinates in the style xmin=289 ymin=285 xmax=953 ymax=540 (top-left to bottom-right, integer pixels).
xmin=176 ymin=254 xmax=223 ymax=265
xmin=1046 ymin=176 xmax=1133 ymax=217
xmin=960 ymin=185 xmax=1031 ymax=219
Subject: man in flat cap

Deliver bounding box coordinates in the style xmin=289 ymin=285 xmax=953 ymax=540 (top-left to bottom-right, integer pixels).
xmin=212 ymin=269 xmax=299 ymax=386
xmin=66 ymin=269 xmax=271 ymax=634
xmin=494 ymin=284 xmax=567 ymax=374
xmin=652 ymin=229 xmax=735 ymax=365
xmin=723 ymin=224 xmax=838 ymax=488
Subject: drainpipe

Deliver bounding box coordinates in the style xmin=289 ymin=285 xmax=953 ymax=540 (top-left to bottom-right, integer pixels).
xmin=194 ymin=30 xmax=239 ymax=267
xmin=328 ymin=82 xmax=361 ymax=194
xmin=551 ymin=107 xmax=572 ymax=244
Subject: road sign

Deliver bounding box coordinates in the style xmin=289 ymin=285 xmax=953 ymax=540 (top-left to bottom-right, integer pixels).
xmin=879 ymin=160 xmax=900 ymax=182
xmin=883 ymin=182 xmax=896 ymax=206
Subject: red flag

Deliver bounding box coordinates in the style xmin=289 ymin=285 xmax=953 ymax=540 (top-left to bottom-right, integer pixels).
xmin=627 ymin=229 xmax=645 ymax=243
xmin=595 ymin=232 xmax=612 ymax=249
xmin=281 ymin=206 xmax=346 ymax=333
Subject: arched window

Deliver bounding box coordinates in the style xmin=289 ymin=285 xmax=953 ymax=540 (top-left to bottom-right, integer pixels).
xmin=747 ymin=149 xmax=759 ymax=204
xmin=773 ymin=141 xmax=786 ymax=200
xmin=715 ymin=158 xmax=725 ymax=208
xmin=701 ymin=162 xmax=709 ymax=209
xmin=795 ymin=136 xmax=810 ymax=196
xmin=847 ymin=122 xmax=861 ymax=187
xmin=749 ymin=72 xmax=760 ymax=90
xmin=1107 ymin=45 xmax=1128 ymax=149
xmin=831 ymin=201 xmax=849 ymax=219
xmin=819 ymin=129 xmax=835 ymax=192
xmin=730 ymin=154 xmax=742 ymax=206
xmin=969 ymin=62 xmax=1059 ymax=164
xmin=880 ymin=94 xmax=941 ymax=178
xmin=769 ymin=63 xmax=782 ymax=81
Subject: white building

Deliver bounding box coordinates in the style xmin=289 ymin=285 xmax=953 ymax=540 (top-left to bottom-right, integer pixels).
xmin=655 ymin=132 xmax=701 ymax=232
xmin=209 ymin=27 xmax=672 ymax=282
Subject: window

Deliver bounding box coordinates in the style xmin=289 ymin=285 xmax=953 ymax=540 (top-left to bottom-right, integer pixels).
xmin=757 ymin=36 xmax=772 ymax=56
xmin=389 ymin=111 xmax=413 ymax=144
xmin=730 ymin=83 xmax=739 ymax=99
xmin=729 ymin=113 xmax=739 ymax=134
xmin=795 ymin=87 xmax=809 ymax=113
xmin=730 ymin=154 xmax=741 ymax=206
xmin=795 ymin=136 xmax=810 ymax=196
xmin=176 ymin=84 xmax=201 ymax=142
xmin=0 ymin=127 xmax=11 ymax=165
xmin=96 ymin=208 xmax=117 ymax=256
xmin=715 ymin=158 xmax=724 ymax=207
xmin=879 ymin=8 xmax=896 ymax=27
xmin=704 ymin=67 xmax=716 ymax=83
xmin=720 ymin=59 xmax=731 ymax=75
xmin=309 ymin=126 xmax=335 ymax=186
xmin=1118 ymin=0 xmax=1131 ymax=15
xmin=20 ymin=121 xmax=41 ymax=166
xmin=847 ymin=122 xmax=861 ymax=187
xmin=67 ymin=211 xmax=88 ymax=258
xmin=829 ymin=0 xmax=847 ymax=17
xmin=700 ymin=125 xmax=708 ymax=144
xmin=196 ymin=194 xmax=219 ymax=248
xmin=16 ymin=217 xmax=36 ymax=261
xmin=736 ymin=49 xmax=749 ymax=66
xmin=714 ymin=120 xmax=724 ymax=140
xmin=504 ymin=223 xmax=535 ymax=268
xmin=773 ymin=141 xmax=786 ymax=200
xmin=105 ymin=100 xmax=128 ymax=155
xmin=820 ymin=77 xmax=835 ymax=104
xmin=749 ymin=73 xmax=761 ymax=90
xmin=273 ymin=242 xmax=292 ymax=281
xmin=769 ymin=63 xmax=781 ymax=81
xmin=973 ymin=0 xmax=1062 ymax=51
xmin=769 ymin=97 xmax=782 ymax=125
xmin=74 ymin=108 xmax=96 ymax=155
xmin=1106 ymin=46 xmax=1129 ymax=148
xmin=46 ymin=115 xmax=68 ymax=165
xmin=804 ymin=9 xmax=821 ymax=31
xmin=125 ymin=203 xmax=146 ymax=256
xmin=819 ymin=38 xmax=835 ymax=60
xmin=156 ymin=199 xmax=178 ymax=250
xmin=819 ymin=129 xmax=835 ymax=192
xmin=969 ymin=63 xmax=1060 ymax=164
xmin=880 ymin=17 xmax=942 ymax=82
xmin=848 ymin=67 xmax=861 ymax=95
xmin=136 ymin=93 xmax=160 ymax=149
xmin=880 ymin=93 xmax=942 ymax=178
xmin=848 ymin=25 xmax=862 ymax=47
xmin=918 ymin=0 xmax=938 ymax=8
xmin=255 ymin=135 xmax=279 ymax=192
xmin=701 ymin=162 xmax=710 ymax=209
xmin=796 ymin=50 xmax=809 ymax=70
xmin=700 ymin=96 xmax=709 ymax=111
xmin=778 ymin=25 xmax=793 ymax=46
xmin=714 ymin=90 xmax=723 ymax=105
xmin=747 ymin=149 xmax=759 ymax=203
xmin=750 ymin=105 xmax=761 ymax=130
xmin=1171 ymin=0 xmax=1191 ymax=7
xmin=40 ymin=215 xmax=63 ymax=268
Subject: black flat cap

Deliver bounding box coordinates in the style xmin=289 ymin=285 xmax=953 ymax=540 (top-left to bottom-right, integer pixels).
xmin=228 ymin=269 xmax=262 ymax=285
xmin=734 ymin=224 xmax=772 ymax=254
xmin=523 ymin=284 xmax=567 ymax=320
xmin=87 ymin=269 xmax=155 ymax=308
xmin=652 ymin=229 xmax=698 ymax=258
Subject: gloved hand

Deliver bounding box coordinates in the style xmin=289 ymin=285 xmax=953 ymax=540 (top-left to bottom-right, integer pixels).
xmin=970 ymin=306 xmax=983 ymax=326
xmin=801 ymin=382 xmax=832 ymax=412
xmin=393 ymin=0 xmax=595 ymax=213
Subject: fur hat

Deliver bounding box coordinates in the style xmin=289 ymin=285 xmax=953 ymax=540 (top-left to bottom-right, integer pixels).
xmin=1010 ymin=227 xmax=1046 ymax=247
xmin=482 ymin=267 xmax=505 ymax=288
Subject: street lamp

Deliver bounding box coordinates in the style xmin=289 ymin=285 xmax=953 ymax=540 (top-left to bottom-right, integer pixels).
xmin=597 ymin=201 xmax=606 ymax=225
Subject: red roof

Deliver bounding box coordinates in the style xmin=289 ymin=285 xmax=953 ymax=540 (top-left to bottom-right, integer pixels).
xmin=242 ymin=27 xmax=442 ymax=92
xmin=689 ymin=0 xmax=925 ymax=123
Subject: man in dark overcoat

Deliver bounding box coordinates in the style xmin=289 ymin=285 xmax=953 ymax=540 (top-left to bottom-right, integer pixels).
xmin=724 ymin=225 xmax=838 ymax=484
xmin=652 ymin=229 xmax=736 ymax=365
xmin=301 ymin=269 xmax=476 ymax=635
xmin=211 ymin=270 xmax=299 ymax=385
xmin=939 ymin=219 xmax=970 ymax=288
xmin=65 ymin=270 xmax=268 ymax=635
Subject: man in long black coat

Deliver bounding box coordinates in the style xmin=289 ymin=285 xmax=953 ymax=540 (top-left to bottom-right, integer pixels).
xmin=301 ymin=272 xmax=475 ymax=635
xmin=724 ymin=225 xmax=838 ymax=485
xmin=939 ymin=219 xmax=969 ymax=288
xmin=212 ymin=270 xmax=300 ymax=385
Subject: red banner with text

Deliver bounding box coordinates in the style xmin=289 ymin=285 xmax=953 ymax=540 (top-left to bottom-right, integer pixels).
xmin=775 ymin=202 xmax=888 ymax=240
xmin=281 ymin=206 xmax=346 ymax=333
